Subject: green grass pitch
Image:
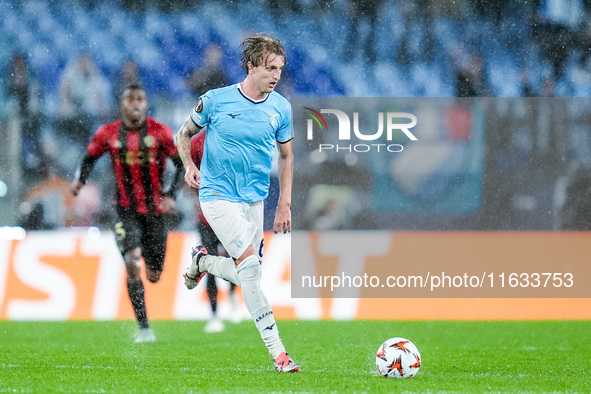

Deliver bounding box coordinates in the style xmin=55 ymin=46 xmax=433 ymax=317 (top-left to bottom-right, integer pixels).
xmin=0 ymin=320 xmax=589 ymax=392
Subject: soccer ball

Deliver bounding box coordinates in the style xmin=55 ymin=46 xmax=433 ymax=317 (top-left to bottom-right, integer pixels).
xmin=375 ymin=337 xmax=421 ymax=378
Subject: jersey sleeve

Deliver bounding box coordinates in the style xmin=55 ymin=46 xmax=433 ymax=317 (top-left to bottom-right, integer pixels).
xmin=86 ymin=125 xmax=111 ymax=157
xmin=276 ymin=100 xmax=293 ymax=143
xmin=190 ymin=91 xmax=215 ymax=128
xmin=158 ymin=123 xmax=178 ymax=157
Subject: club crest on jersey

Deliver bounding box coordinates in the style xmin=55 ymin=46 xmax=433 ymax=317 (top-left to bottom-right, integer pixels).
xmin=144 ymin=135 xmax=155 ymax=147
xmin=266 ymin=112 xmax=279 ymax=127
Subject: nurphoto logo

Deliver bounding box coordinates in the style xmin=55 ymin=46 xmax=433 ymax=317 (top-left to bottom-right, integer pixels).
xmin=304 ymin=107 xmax=418 ymax=153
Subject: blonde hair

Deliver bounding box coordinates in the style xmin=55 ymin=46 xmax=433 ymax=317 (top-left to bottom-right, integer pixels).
xmin=240 ymin=33 xmax=286 ymax=74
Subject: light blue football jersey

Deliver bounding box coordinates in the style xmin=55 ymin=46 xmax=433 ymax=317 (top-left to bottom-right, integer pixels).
xmin=190 ymin=83 xmax=293 ymax=202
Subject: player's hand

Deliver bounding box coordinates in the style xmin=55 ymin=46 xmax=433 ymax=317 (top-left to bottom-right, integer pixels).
xmin=184 ymin=164 xmax=201 ymax=189
xmin=159 ymin=196 xmax=175 ymax=214
xmin=71 ymin=180 xmax=84 ymax=196
xmin=273 ymin=203 xmax=291 ymax=234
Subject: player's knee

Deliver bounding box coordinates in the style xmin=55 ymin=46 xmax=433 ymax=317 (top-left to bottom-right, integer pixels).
xmin=146 ymin=269 xmax=161 ymax=283
xmin=124 ymin=248 xmax=142 ymax=278
xmin=235 ymin=246 xmax=256 ymax=266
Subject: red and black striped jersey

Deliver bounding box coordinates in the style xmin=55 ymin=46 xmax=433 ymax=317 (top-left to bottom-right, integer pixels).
xmin=82 ymin=117 xmax=181 ymax=215
xmin=190 ymin=128 xmax=206 ymax=169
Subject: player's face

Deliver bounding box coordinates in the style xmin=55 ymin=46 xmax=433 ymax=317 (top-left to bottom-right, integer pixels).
xmin=120 ymin=88 xmax=148 ymax=125
xmin=250 ymin=54 xmax=284 ymax=94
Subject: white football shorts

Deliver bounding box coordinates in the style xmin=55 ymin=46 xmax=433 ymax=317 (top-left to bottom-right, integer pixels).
xmin=200 ymin=199 xmax=264 ymax=260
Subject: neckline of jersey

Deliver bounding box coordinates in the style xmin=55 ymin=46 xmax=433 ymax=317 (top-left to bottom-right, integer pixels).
xmin=237 ymin=83 xmax=270 ymax=104
xmin=121 ymin=118 xmax=148 ymax=131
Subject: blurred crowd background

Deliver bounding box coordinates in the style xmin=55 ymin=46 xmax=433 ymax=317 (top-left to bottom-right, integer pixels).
xmin=1 ymin=0 xmax=591 ymax=232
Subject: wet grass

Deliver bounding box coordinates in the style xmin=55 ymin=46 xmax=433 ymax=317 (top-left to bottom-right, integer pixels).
xmin=0 ymin=320 xmax=589 ymax=392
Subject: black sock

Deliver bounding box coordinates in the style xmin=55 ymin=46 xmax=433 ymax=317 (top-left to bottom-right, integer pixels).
xmin=127 ymin=278 xmax=149 ymax=329
xmin=206 ymin=274 xmax=218 ymax=313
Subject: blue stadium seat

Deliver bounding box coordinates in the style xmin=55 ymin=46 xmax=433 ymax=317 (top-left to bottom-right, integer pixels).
xmin=1 ymin=0 xmax=588 ymax=110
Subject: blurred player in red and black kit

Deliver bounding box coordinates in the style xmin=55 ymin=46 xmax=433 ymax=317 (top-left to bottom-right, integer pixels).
xmin=71 ymin=83 xmax=184 ymax=343
xmin=190 ymin=129 xmax=240 ymax=333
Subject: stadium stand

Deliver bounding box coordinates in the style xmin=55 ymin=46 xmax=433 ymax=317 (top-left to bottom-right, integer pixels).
xmin=1 ymin=0 xmax=589 ymax=103
xmin=2 ymin=0 xmax=591 ymax=230
xmin=2 ymin=1 xmax=590 ymax=108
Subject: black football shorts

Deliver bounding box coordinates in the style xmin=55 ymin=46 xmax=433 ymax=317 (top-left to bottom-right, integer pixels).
xmin=114 ymin=207 xmax=167 ymax=272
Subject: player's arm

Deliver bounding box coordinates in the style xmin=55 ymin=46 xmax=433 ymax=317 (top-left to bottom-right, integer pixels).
xmin=71 ymin=154 xmax=99 ymax=196
xmin=165 ymin=154 xmax=186 ymax=196
xmin=274 ymin=140 xmax=293 ymax=234
xmin=176 ymin=115 xmax=203 ymax=189
xmin=158 ymin=153 xmax=185 ymax=214
xmin=71 ymin=126 xmax=107 ymax=196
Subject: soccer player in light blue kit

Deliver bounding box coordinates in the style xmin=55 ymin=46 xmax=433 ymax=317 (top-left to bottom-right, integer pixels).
xmin=175 ymin=33 xmax=298 ymax=373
